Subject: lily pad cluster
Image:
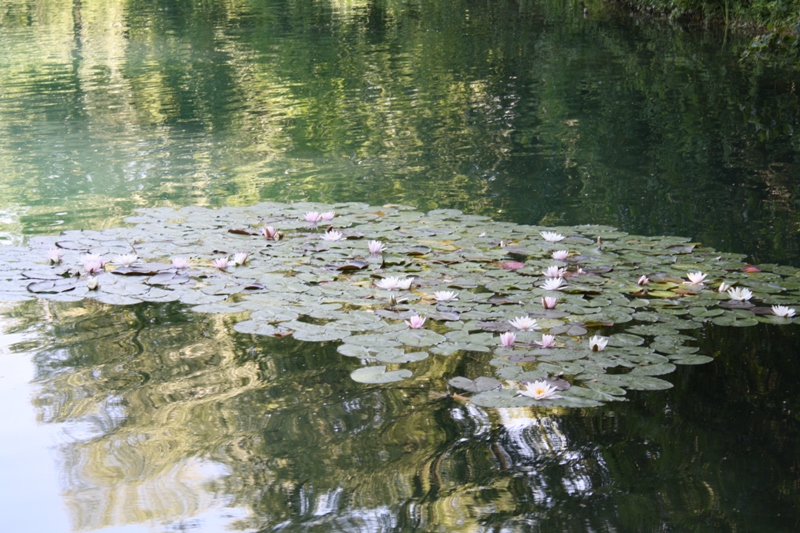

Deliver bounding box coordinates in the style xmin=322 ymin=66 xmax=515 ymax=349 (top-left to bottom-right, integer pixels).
xmin=1 ymin=202 xmax=798 ymax=408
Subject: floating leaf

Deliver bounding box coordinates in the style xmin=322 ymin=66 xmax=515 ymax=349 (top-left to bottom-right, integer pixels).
xmin=351 ymin=366 xmax=412 ymax=384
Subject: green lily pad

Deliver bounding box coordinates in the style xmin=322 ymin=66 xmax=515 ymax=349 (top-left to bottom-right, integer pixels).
xmin=351 ymin=366 xmax=413 ymax=384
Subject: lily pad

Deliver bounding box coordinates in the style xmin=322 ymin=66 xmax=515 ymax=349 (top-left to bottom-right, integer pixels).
xmin=350 ymin=366 xmax=413 ymax=384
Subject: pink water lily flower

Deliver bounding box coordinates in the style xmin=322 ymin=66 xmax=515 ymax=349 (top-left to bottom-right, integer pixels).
xmin=304 ymin=211 xmax=322 ymax=223
xmin=319 ymin=211 xmax=335 ymax=221
xmin=534 ymin=334 xmax=557 ymax=348
xmin=499 ymin=332 xmax=516 ymax=347
xmin=212 ymin=256 xmax=229 ymax=270
xmin=405 ymin=315 xmax=426 ymax=329
xmin=637 ymin=275 xmax=649 ymax=285
xmin=541 ymin=296 xmax=558 ymax=309
xmin=83 ymin=254 xmax=105 ymax=274
xmin=368 ymin=240 xmax=386 ymax=254
xmin=552 ymin=250 xmax=569 ymax=261
xmin=518 ymin=380 xmax=560 ymax=400
xmin=172 ymin=257 xmax=190 ymax=269
xmin=261 ymin=226 xmax=277 ymax=239
xmin=47 ymin=248 xmax=64 ymax=264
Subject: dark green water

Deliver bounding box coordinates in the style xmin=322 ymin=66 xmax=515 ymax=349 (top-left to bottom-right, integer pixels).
xmin=1 ymin=0 xmax=800 ymax=531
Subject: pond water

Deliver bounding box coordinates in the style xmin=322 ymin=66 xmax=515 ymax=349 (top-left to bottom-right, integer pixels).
xmin=1 ymin=0 xmax=800 ymax=531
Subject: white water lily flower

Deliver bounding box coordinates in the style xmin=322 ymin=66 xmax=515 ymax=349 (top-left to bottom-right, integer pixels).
xmin=376 ymin=276 xmax=413 ymax=290
xmin=508 ymin=316 xmax=539 ymax=331
xmin=368 ymin=240 xmax=386 ymax=254
xmin=47 ymin=248 xmax=64 ymax=264
xmin=589 ymin=335 xmax=608 ymax=351
xmin=637 ymin=275 xmax=649 ymax=286
xmin=541 ymin=296 xmax=558 ymax=309
xmin=172 ymin=257 xmax=190 ymax=269
xmin=114 ymin=253 xmax=138 ymax=267
xmin=518 ymin=380 xmax=560 ymax=400
xmin=772 ymin=305 xmax=796 ymax=318
xmin=540 ymin=231 xmax=565 ymax=242
xmin=321 ymin=230 xmax=344 ymax=242
xmin=718 ymin=282 xmax=731 ymax=293
xmin=319 ymin=211 xmax=335 ymax=221
xmin=534 ymin=334 xmax=557 ymax=348
xmin=541 ymin=277 xmax=566 ymax=291
xmin=405 ymin=315 xmax=426 ymax=329
xmin=499 ymin=332 xmax=516 ymax=347
xmin=727 ymin=287 xmax=753 ymax=301
xmin=685 ymin=271 xmax=707 ymax=285
xmin=212 ymin=256 xmax=229 ymax=270
xmin=543 ymin=265 xmax=566 ymax=278
xmin=234 ymin=252 xmax=249 ymax=266
xmin=552 ymin=250 xmax=569 ymax=261
xmin=304 ymin=211 xmax=321 ymax=223
xmin=86 ymin=277 xmax=99 ymax=290
xmin=434 ymin=290 xmax=458 ymax=302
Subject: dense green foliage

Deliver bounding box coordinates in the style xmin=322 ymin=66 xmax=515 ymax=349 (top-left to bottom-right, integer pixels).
xmin=615 ymin=0 xmax=800 ymax=66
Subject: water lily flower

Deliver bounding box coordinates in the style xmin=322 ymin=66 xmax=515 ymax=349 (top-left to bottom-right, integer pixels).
xmin=637 ymin=275 xmax=649 ymax=286
xmin=772 ymin=305 xmax=796 ymax=318
xmin=685 ymin=271 xmax=707 ymax=285
xmin=727 ymin=287 xmax=753 ymax=301
xmin=86 ymin=277 xmax=99 ymax=290
xmin=234 ymin=252 xmax=249 ymax=266
xmin=543 ymin=265 xmax=566 ymax=278
xmin=114 ymin=254 xmax=138 ymax=267
xmin=376 ymin=276 xmax=413 ymax=290
xmin=304 ymin=211 xmax=321 ymax=223
xmin=434 ymin=290 xmax=458 ymax=302
xmin=541 ymin=296 xmax=558 ymax=309
xmin=319 ymin=211 xmax=335 ymax=221
xmin=508 ymin=316 xmax=540 ymax=331
xmin=552 ymin=250 xmax=569 ymax=261
xmin=541 ymin=277 xmax=566 ymax=291
xmin=518 ymin=380 xmax=560 ymax=400
xmin=499 ymin=332 xmax=516 ymax=347
xmin=540 ymin=231 xmax=565 ymax=242
xmin=321 ymin=230 xmax=344 ymax=242
xmin=718 ymin=282 xmax=731 ymax=293
xmin=589 ymin=335 xmax=608 ymax=351
xmin=172 ymin=257 xmax=190 ymax=269
xmin=47 ymin=248 xmax=64 ymax=264
xmin=534 ymin=334 xmax=557 ymax=348
xmin=261 ymin=226 xmax=277 ymax=239
xmin=212 ymin=256 xmax=229 ymax=270
xmin=83 ymin=254 xmax=105 ymax=274
xmin=368 ymin=240 xmax=386 ymax=254
xmin=405 ymin=315 xmax=426 ymax=329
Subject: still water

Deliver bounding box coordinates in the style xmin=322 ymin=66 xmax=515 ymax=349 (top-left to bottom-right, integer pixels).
xmin=1 ymin=0 xmax=799 ymax=531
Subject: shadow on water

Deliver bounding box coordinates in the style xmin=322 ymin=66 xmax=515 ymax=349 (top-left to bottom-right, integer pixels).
xmin=4 ymin=298 xmax=799 ymax=531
